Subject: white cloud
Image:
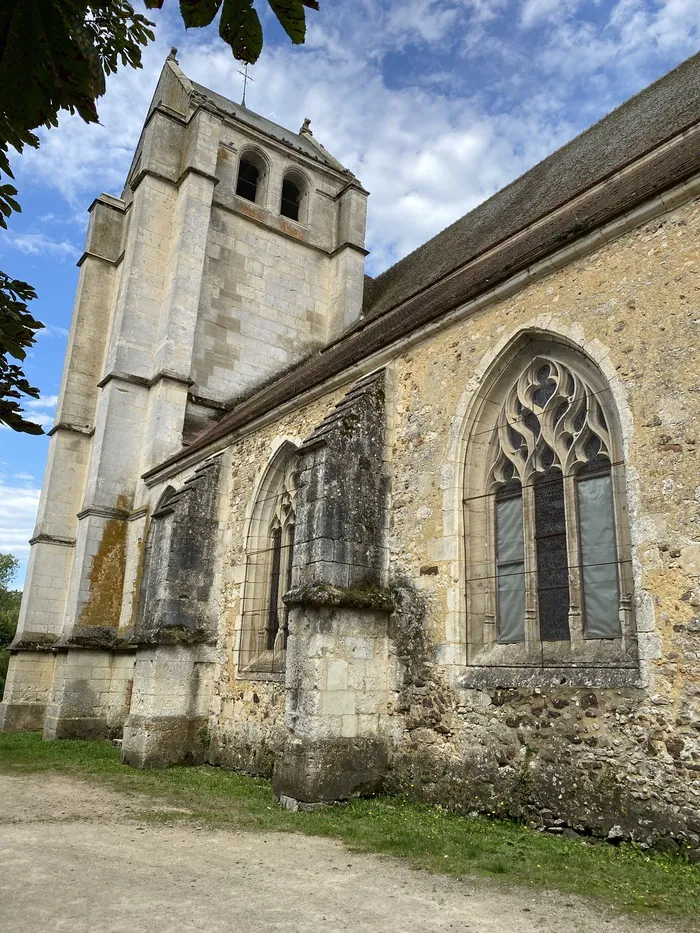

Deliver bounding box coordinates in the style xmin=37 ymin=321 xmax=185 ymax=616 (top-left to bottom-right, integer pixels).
xmin=4 ymin=232 xmax=80 ymax=261
xmin=0 ymin=476 xmax=41 ymax=560
xmin=24 ymin=395 xmax=58 ymax=411
xmin=7 ymin=1 xmax=700 ymax=279
xmin=41 ymin=325 xmax=70 ymax=339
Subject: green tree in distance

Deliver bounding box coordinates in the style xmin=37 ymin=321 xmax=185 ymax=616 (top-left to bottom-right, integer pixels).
xmin=0 ymin=0 xmax=319 ymax=432
xmin=0 ymin=553 xmax=21 ymax=696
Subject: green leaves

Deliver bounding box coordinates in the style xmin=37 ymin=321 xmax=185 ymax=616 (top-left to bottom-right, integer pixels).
xmin=179 ymin=0 xmax=223 ymax=28
xmin=0 ymin=184 xmax=21 ymax=230
xmin=220 ymin=0 xmax=263 ymax=64
xmin=268 ymin=0 xmax=306 ymax=44
xmin=214 ymin=0 xmax=316 ymax=64
xmin=0 ymin=272 xmax=44 ymax=434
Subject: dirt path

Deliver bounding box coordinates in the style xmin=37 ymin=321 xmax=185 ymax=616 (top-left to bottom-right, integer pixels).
xmin=0 ymin=774 xmax=688 ymax=933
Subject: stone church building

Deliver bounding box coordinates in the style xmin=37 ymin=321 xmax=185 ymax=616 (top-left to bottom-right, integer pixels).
xmin=3 ymin=50 xmax=700 ymax=848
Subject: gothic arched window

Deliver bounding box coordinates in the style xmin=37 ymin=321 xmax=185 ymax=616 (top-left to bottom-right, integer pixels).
xmin=239 ymin=444 xmax=297 ymax=675
xmin=463 ymin=342 xmax=636 ymax=675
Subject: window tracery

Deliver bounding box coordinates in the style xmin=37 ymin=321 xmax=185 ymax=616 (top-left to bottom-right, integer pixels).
xmin=464 ymin=344 xmax=636 ymax=673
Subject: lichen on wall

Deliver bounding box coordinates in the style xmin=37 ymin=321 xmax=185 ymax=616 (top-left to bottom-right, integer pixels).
xmin=75 ymin=497 xmax=130 ymax=642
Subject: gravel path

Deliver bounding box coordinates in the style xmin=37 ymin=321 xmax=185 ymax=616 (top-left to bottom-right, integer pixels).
xmin=0 ymin=774 xmax=689 ymax=933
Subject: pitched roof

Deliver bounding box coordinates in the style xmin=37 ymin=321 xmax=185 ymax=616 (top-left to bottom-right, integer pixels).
xmin=190 ymin=81 xmax=351 ymax=174
xmin=360 ymin=50 xmax=700 ymax=324
xmin=145 ymin=51 xmax=700 ymax=479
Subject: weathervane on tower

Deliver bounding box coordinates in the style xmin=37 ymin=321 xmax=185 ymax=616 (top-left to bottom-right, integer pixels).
xmin=238 ymin=63 xmax=254 ymax=107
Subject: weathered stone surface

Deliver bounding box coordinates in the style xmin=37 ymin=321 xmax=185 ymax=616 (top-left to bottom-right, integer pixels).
xmin=120 ymin=645 xmax=214 ymax=768
xmin=134 ymin=457 xmax=223 ymax=646
xmin=274 ymin=736 xmax=388 ymax=803
xmin=291 ymin=369 xmax=390 ymax=594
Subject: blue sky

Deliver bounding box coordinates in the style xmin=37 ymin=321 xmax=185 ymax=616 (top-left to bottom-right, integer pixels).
xmin=1 ymin=0 xmax=699 ymax=587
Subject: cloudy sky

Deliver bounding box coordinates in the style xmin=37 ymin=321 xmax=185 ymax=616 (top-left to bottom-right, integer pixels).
xmin=1 ymin=0 xmax=699 ymax=586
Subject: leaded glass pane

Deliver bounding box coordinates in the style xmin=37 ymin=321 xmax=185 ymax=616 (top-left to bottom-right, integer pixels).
xmin=266 ymin=527 xmax=282 ymax=650
xmin=495 ymin=489 xmax=525 ymax=643
xmin=577 ymin=472 xmax=621 ymax=638
xmin=535 ymin=470 xmax=570 ymax=640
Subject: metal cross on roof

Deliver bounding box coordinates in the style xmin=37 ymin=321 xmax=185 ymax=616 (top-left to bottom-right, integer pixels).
xmin=238 ymin=63 xmax=255 ymax=108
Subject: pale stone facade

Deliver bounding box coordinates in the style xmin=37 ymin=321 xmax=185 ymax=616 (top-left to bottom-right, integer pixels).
xmin=3 ymin=51 xmax=700 ymax=852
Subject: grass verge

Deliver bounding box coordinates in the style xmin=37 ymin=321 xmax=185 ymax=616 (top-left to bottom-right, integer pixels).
xmin=1 ymin=731 xmax=699 ymax=922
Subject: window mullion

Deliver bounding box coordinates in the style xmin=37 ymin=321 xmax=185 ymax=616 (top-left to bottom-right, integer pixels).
xmin=521 ymin=479 xmax=539 ymax=651
xmin=564 ymin=471 xmax=585 ymax=651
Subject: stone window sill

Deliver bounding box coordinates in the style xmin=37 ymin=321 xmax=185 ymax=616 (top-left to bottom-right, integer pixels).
xmin=237 ymin=650 xmax=286 ymax=683
xmin=458 ymin=664 xmax=641 ymax=690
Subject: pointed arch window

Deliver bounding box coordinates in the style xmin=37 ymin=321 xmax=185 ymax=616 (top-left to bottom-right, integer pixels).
xmin=239 ymin=445 xmax=297 ymax=676
xmin=464 ymin=345 xmax=636 ymax=677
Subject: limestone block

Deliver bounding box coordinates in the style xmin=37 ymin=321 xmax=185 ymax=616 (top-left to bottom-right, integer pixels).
xmin=0 ymin=652 xmax=57 ymax=731
xmin=121 ymin=644 xmax=214 ymax=768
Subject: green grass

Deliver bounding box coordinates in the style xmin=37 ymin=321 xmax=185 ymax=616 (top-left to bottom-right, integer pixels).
xmin=1 ymin=732 xmax=699 ymax=923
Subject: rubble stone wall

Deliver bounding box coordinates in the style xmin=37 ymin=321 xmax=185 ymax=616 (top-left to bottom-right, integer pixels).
xmin=205 ymin=189 xmax=700 ymax=846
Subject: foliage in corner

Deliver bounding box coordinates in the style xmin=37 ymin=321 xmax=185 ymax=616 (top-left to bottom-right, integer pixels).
xmin=145 ymin=0 xmax=319 ymax=64
xmin=0 ymin=1 xmax=156 ymax=432
xmin=0 ymin=274 xmax=44 ymax=433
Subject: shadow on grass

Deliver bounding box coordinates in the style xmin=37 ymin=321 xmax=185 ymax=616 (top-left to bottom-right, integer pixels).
xmin=1 ymin=731 xmax=699 ymax=923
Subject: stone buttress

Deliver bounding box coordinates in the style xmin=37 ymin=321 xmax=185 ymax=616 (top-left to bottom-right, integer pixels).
xmin=274 ymin=370 xmax=395 ymax=806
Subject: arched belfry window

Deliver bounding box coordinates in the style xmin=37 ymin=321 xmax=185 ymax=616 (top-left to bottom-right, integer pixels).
xmin=464 ymin=342 xmax=635 ymax=673
xmin=279 ymin=170 xmax=307 ymax=223
xmin=236 ymin=151 xmax=267 ymax=204
xmin=239 ymin=444 xmax=297 ymax=675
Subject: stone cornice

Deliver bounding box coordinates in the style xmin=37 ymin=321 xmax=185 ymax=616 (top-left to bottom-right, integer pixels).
xmin=187 ymin=392 xmax=228 ymax=411
xmin=97 ymin=370 xmax=193 ymax=391
xmin=210 ymin=195 xmax=331 ymax=256
xmin=329 ymin=242 xmax=370 ymax=259
xmin=76 ymin=250 xmax=119 ymax=267
xmin=87 ymin=194 xmax=126 ymax=215
xmin=176 ymin=165 xmax=219 ymax=188
xmin=97 ymin=371 xmax=150 ymax=389
xmin=130 ymin=164 xmax=219 ymax=196
xmin=28 ymin=533 xmax=76 ymax=547
xmin=76 ymin=505 xmax=130 ymax=521
xmin=47 ymin=421 xmax=94 ymax=438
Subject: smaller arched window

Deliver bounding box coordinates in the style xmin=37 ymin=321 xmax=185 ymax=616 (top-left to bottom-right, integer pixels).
xmin=280 ymin=170 xmax=309 ymax=223
xmin=239 ymin=444 xmax=298 ymax=676
xmin=236 ymin=158 xmax=260 ymax=202
xmin=280 ymin=178 xmax=301 ymax=220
